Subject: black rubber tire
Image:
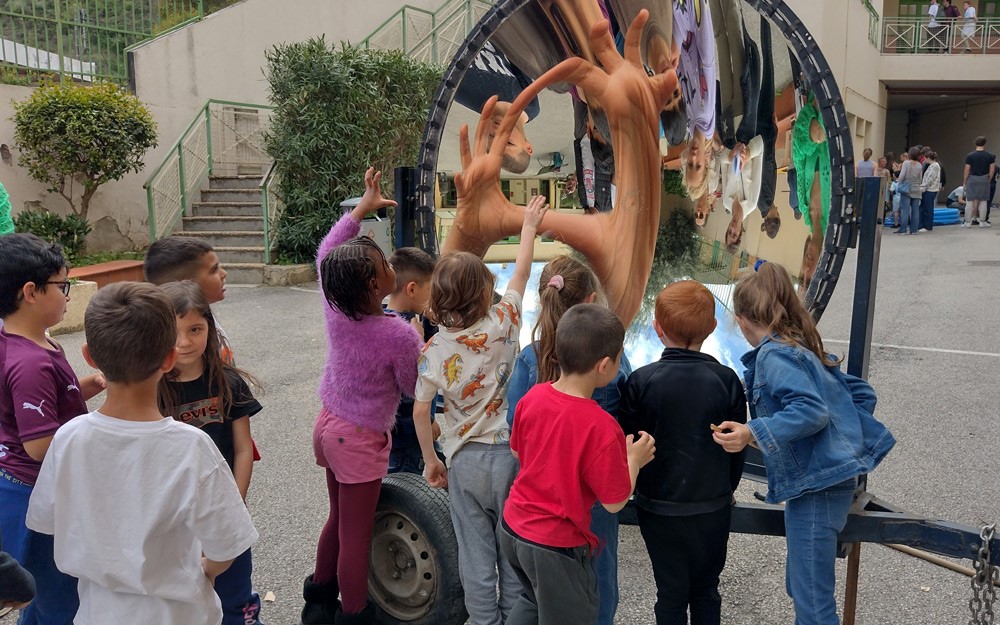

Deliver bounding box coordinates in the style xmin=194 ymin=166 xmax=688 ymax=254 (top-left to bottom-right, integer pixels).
xmin=370 ymin=472 xmax=467 ymax=625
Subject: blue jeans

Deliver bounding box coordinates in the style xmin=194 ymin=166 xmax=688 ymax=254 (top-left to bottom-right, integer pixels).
xmin=591 ymin=504 xmax=619 ymax=625
xmin=920 ymin=191 xmax=937 ymax=230
xmin=897 ymin=196 xmax=921 ymax=233
xmin=387 ymin=446 xmax=422 ymax=474
xmin=0 ymin=470 xmax=78 ymax=625
xmin=784 ymin=479 xmax=856 ymax=625
xmin=215 ymin=548 xmax=263 ymax=625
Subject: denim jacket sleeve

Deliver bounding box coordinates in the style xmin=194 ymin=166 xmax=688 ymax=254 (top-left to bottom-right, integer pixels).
xmin=506 ymin=348 xmax=536 ymax=427
xmin=841 ymin=372 xmax=877 ymax=415
xmin=745 ymin=348 xmax=831 ymax=454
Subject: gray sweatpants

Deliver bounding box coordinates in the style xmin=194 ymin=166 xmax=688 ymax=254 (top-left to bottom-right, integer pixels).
xmin=448 ymin=443 xmax=521 ymax=625
xmin=499 ymin=521 xmax=599 ymax=625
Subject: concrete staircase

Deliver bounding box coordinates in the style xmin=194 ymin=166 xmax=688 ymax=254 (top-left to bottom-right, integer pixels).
xmin=176 ymin=175 xmax=270 ymax=284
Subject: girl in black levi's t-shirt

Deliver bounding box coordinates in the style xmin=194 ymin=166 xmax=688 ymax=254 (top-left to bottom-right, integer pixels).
xmin=157 ymin=281 xmax=265 ymax=625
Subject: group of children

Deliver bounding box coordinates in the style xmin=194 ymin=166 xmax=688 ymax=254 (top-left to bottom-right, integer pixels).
xmin=0 ymin=165 xmax=895 ymax=625
xmin=0 ymin=231 xmax=264 ymax=624
xmin=307 ymin=168 xmax=895 ymax=625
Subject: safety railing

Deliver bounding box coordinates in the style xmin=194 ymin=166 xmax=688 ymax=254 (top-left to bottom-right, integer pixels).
xmin=361 ymin=0 xmax=493 ymax=65
xmin=0 ymin=0 xmax=203 ymax=83
xmin=259 ymin=161 xmax=284 ymax=264
xmin=881 ymin=16 xmax=1000 ymax=54
xmin=860 ymin=0 xmax=880 ymax=46
xmin=145 ymin=99 xmax=274 ymax=241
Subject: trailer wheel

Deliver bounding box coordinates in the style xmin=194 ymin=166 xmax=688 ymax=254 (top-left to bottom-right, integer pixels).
xmin=370 ymin=472 xmax=467 ymax=625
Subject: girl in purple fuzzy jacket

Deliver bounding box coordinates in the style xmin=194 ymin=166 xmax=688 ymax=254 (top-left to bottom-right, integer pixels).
xmin=300 ymin=168 xmax=424 ymax=625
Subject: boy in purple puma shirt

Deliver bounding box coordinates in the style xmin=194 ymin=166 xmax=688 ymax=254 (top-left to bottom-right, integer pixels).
xmin=0 ymin=234 xmax=104 ymax=625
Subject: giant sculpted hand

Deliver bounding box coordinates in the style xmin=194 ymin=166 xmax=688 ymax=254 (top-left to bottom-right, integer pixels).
xmin=445 ymin=10 xmax=678 ymax=325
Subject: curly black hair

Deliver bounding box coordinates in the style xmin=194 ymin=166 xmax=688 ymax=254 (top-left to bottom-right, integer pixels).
xmin=319 ymin=236 xmax=386 ymax=320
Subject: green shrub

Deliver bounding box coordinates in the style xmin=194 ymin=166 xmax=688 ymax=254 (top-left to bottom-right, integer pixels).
xmin=14 ymin=211 xmax=92 ymax=263
xmin=264 ymin=39 xmax=441 ymax=263
xmin=12 ymin=82 xmax=158 ymax=222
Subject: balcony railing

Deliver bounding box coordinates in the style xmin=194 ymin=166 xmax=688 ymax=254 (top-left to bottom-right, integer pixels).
xmin=0 ymin=0 xmax=204 ymax=83
xmin=881 ymin=16 xmax=1000 ymax=54
xmin=361 ymin=0 xmax=493 ymax=65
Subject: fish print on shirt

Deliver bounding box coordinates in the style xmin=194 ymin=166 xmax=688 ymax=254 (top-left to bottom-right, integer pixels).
xmin=456 ymin=332 xmax=489 ymax=354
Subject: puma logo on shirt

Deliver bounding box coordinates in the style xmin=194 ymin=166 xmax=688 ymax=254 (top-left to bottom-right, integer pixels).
xmin=67 ymin=383 xmax=80 ymax=392
xmin=22 ymin=400 xmax=45 ymax=417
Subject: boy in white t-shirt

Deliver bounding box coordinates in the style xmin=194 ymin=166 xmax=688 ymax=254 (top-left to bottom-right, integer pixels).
xmin=26 ymin=282 xmax=257 ymax=625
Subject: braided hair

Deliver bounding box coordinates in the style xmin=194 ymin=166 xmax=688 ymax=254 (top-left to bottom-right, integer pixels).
xmin=320 ymin=236 xmax=386 ymax=320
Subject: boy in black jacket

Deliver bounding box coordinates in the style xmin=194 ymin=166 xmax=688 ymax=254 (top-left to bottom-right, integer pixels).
xmin=619 ymin=280 xmax=747 ymax=625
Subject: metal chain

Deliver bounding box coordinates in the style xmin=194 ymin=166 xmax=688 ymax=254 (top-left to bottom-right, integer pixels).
xmin=969 ymin=523 xmax=998 ymax=625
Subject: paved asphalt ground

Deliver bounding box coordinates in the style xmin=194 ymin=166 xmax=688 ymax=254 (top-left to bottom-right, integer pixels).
xmin=54 ymin=222 xmax=1000 ymax=625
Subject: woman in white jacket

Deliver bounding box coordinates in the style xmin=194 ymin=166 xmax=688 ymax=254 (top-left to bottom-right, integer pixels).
xmin=919 ymin=152 xmax=942 ymax=232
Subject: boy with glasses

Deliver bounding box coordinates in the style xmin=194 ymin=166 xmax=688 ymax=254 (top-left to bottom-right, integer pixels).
xmin=0 ymin=233 xmax=105 ymax=624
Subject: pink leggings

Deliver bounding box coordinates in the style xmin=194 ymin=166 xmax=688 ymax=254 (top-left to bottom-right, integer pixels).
xmin=313 ymin=471 xmax=382 ymax=614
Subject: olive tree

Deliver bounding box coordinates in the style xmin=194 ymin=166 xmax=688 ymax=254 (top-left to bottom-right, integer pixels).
xmin=12 ymin=82 xmax=157 ymax=221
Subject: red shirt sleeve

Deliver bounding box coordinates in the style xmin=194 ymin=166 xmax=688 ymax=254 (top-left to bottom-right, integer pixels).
xmin=582 ymin=431 xmax=631 ymax=506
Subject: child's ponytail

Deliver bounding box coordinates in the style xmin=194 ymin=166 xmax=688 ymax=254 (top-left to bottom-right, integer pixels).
xmin=532 ymin=256 xmax=601 ymax=382
xmin=733 ymin=262 xmax=835 ymax=364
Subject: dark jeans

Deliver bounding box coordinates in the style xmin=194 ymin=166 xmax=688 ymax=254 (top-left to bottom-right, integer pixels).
xmin=637 ymin=506 xmax=732 ymax=625
xmin=215 ymin=549 xmax=263 ymax=625
xmin=387 ymin=446 xmax=422 ymax=474
xmin=920 ymin=190 xmax=937 ymax=230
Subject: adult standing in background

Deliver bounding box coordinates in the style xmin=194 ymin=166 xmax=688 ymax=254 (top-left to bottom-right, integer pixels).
xmin=962 ymin=136 xmax=995 ymax=227
xmin=919 ymin=151 xmax=941 ymax=232
xmin=960 ymin=1 xmax=977 ymax=52
xmin=857 ymin=148 xmax=876 ymax=177
xmin=896 ymin=147 xmax=924 ymax=235
xmin=943 ymin=0 xmax=961 ymax=50
xmin=926 ymin=0 xmax=944 ymax=52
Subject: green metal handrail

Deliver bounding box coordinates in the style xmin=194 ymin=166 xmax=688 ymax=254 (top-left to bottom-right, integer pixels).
xmin=145 ymin=99 xmax=275 ymax=242
xmin=0 ymin=0 xmax=204 ymax=84
xmin=259 ymin=160 xmax=284 ymax=264
xmin=881 ymin=15 xmax=1000 ymax=54
xmin=860 ymin=0 xmax=881 ymax=47
xmin=360 ymin=0 xmax=493 ymax=65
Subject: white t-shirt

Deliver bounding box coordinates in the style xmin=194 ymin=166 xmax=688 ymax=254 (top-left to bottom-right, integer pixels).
xmin=415 ymin=290 xmax=522 ymax=464
xmin=26 ymin=411 xmax=258 ymax=625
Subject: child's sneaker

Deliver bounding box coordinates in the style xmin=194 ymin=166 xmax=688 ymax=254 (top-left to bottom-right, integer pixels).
xmin=980 ymin=221 xmax=992 ymax=228
xmin=961 ymin=222 xmax=972 ymax=228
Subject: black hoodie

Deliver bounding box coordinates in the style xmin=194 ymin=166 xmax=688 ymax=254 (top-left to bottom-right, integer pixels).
xmin=0 ymin=529 xmax=35 ymax=605
xmin=619 ymin=348 xmax=747 ymax=516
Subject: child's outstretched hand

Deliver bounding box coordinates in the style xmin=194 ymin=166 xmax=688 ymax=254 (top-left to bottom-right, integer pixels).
xmin=522 ymin=194 xmax=548 ymax=232
xmin=424 ymin=457 xmax=448 ymax=489
xmin=351 ymin=167 xmax=398 ymax=221
xmin=713 ymin=421 xmax=754 ymax=453
xmin=625 ymin=431 xmax=655 ymax=469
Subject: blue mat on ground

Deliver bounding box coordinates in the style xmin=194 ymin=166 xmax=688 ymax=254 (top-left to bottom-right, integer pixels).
xmin=884 ymin=207 xmax=961 ymax=228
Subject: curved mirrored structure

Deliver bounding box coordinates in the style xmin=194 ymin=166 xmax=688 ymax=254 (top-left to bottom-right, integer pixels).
xmin=416 ymin=0 xmax=856 ymax=367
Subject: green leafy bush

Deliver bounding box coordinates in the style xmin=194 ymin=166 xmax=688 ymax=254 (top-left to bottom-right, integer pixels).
xmin=12 ymin=82 xmax=158 ymax=221
xmin=264 ymin=38 xmax=441 ymax=263
xmin=14 ymin=211 xmax=92 ymax=263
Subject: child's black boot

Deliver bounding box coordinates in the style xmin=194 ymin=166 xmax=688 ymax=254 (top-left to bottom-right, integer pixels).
xmin=334 ymin=602 xmax=375 ymax=625
xmin=300 ymin=574 xmax=340 ymax=625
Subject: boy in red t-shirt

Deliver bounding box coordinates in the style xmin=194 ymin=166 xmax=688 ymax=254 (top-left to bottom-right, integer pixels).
xmin=500 ymin=304 xmax=655 ymax=625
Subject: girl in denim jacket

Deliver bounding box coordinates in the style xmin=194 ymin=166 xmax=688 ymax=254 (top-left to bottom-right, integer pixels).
xmin=713 ymin=263 xmax=895 ymax=625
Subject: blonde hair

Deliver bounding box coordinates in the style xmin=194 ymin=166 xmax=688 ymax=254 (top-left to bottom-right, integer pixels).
xmin=427 ymin=251 xmax=494 ymax=329
xmin=532 ymin=256 xmax=601 ymax=383
xmin=733 ymin=262 xmax=837 ymax=365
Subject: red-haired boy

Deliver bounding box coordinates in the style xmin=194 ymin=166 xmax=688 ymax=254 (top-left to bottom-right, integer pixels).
xmin=618 ymin=280 xmax=747 ymax=625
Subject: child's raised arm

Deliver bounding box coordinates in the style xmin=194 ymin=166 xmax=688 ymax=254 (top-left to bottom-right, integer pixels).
xmin=316 ymin=167 xmax=398 ymax=269
xmin=505 ymin=195 xmax=548 ymax=298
